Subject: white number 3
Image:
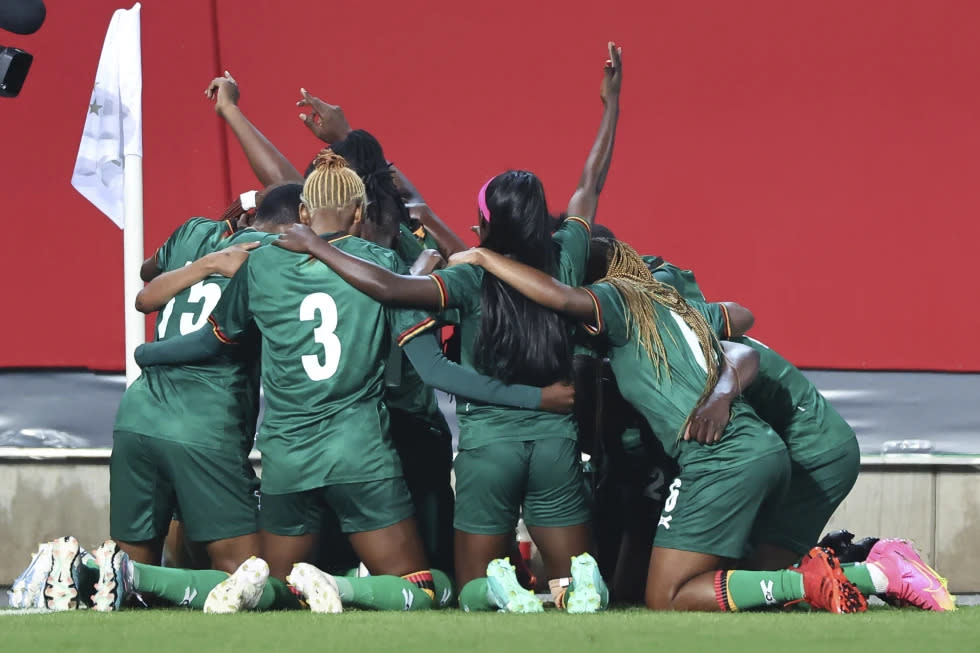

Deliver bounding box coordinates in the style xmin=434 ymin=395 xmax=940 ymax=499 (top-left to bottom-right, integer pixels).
xmin=300 ymin=292 xmax=342 ymax=381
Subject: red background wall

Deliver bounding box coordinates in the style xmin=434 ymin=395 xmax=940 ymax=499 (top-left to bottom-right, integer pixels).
xmin=2 ymin=0 xmax=978 ymax=371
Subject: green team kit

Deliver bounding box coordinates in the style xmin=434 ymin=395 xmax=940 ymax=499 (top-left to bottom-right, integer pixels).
xmin=419 ymin=217 xmax=594 ymax=535
xmin=111 ymin=219 xmax=279 ymax=544
xmin=646 ymin=256 xmax=860 ymax=554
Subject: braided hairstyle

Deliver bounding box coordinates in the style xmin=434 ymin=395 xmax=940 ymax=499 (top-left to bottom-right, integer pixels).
xmin=301 ymin=149 xmax=365 ymax=211
xmin=597 ymin=240 xmax=722 ymax=438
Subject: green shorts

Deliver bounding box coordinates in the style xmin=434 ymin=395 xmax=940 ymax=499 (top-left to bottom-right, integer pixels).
xmin=654 ymin=448 xmax=791 ymax=559
xmin=260 ymin=477 xmax=415 ymax=536
xmin=753 ymin=435 xmax=860 ymax=554
xmin=453 ymin=437 xmax=590 ymax=535
xmin=109 ymin=430 xmax=259 ymax=543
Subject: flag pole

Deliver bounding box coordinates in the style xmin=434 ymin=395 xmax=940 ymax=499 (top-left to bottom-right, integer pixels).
xmin=123 ymin=154 xmax=144 ymax=386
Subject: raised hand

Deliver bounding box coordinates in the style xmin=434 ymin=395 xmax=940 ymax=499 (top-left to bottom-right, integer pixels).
xmin=297 ymin=88 xmax=352 ymax=144
xmin=410 ymin=249 xmax=446 ymax=276
xmin=600 ymin=41 xmax=623 ymax=105
xmin=273 ymin=223 xmax=321 ymax=254
xmin=206 ymin=70 xmax=240 ymax=118
xmin=204 ymin=241 xmax=260 ymax=277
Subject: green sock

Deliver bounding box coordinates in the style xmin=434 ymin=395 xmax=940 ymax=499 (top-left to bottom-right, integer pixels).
xmin=255 ymin=577 xmax=303 ymax=611
xmin=840 ymin=562 xmax=886 ymax=596
xmin=431 ymin=569 xmax=455 ymax=609
xmin=716 ymin=570 xmax=804 ymax=611
xmin=458 ymin=578 xmax=494 ymax=612
xmin=132 ymin=563 xmax=227 ymax=610
xmin=332 ymin=575 xmax=432 ymax=611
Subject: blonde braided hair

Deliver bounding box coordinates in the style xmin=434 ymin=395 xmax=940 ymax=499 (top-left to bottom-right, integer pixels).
xmin=597 ymin=240 xmax=723 ymax=438
xmin=301 ymin=149 xmax=366 ymax=211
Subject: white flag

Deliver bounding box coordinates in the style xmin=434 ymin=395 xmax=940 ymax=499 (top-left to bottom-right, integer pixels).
xmin=71 ymin=3 xmax=142 ymax=228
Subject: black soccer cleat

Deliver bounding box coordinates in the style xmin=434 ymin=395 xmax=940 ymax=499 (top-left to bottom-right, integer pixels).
xmin=817 ymin=530 xmax=855 ymax=556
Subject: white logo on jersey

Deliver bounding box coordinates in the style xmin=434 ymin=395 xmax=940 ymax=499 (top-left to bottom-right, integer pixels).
xmin=658 ymin=515 xmax=672 ymax=530
xmin=440 ymin=587 xmax=453 ymax=608
xmin=760 ymin=580 xmax=776 ymax=605
xmin=179 ymin=587 xmax=198 ymax=607
xmin=658 ymin=478 xmax=683 ymax=530
xmin=401 ymin=588 xmax=414 ymax=611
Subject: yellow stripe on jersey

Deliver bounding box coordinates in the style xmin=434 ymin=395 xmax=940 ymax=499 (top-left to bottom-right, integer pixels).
xmin=429 ymin=274 xmax=449 ymax=312
xmin=720 ymin=303 xmax=732 ymax=339
xmin=397 ymin=317 xmax=438 ymax=347
xmin=582 ymin=287 xmax=604 ymax=335
xmin=563 ymin=216 xmax=591 ymax=234
xmin=208 ymin=315 xmax=236 ymax=345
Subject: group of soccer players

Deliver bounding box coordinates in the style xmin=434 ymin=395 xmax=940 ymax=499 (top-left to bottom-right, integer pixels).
xmin=9 ymin=43 xmax=957 ymax=615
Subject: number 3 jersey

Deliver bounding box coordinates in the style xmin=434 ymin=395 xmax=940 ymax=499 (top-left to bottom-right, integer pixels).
xmin=207 ymin=232 xmax=405 ymax=495
xmin=114 ymin=218 xmax=274 ymax=454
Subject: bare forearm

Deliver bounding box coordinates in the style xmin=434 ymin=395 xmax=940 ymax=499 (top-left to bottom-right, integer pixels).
xmin=714 ymin=341 xmax=760 ymax=399
xmin=305 ymin=238 xmax=442 ymax=309
xmin=222 ymin=107 xmax=303 ymax=185
xmin=136 ymin=259 xmax=215 ymax=313
xmin=567 ymin=98 xmax=620 ymax=222
xmin=477 ymin=250 xmax=594 ymax=320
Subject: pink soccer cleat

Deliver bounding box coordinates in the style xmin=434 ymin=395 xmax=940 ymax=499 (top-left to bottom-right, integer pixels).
xmin=866 ymin=539 xmax=956 ymax=611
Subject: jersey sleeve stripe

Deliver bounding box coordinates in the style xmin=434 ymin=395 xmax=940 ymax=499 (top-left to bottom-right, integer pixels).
xmin=582 ymin=287 xmax=604 ymax=335
xmin=327 ymin=234 xmax=353 ymax=244
xmin=208 ymin=315 xmax=236 ymax=345
xmin=564 ymin=216 xmax=591 ymax=234
xmin=429 ymin=274 xmax=449 ymax=311
xmin=397 ymin=317 xmax=438 ymax=347
xmin=222 ymin=219 xmax=234 ymax=238
xmin=720 ymin=303 xmax=732 ymax=339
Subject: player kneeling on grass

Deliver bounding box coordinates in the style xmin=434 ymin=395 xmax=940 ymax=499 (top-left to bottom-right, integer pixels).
xmin=445 ymin=240 xmax=956 ymax=613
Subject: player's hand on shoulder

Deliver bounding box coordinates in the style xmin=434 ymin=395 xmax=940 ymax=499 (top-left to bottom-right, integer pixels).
xmin=297 ymin=88 xmax=352 ymax=144
xmin=540 ymin=381 xmax=575 ymax=414
xmin=447 ymin=247 xmax=486 ymax=268
xmin=599 ymin=41 xmax=623 ymax=105
xmin=274 ymin=223 xmax=320 ymax=254
xmin=206 ymin=71 xmax=240 ymax=117
xmin=206 ymin=241 xmax=259 ymax=277
xmin=410 ymin=249 xmax=446 ymax=276
xmin=684 ymin=395 xmax=731 ymax=445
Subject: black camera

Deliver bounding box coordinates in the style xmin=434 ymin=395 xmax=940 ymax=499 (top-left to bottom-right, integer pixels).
xmin=0 ymin=46 xmax=32 ymax=97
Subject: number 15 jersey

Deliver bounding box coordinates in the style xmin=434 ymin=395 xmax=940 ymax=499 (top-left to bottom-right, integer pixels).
xmin=210 ymin=232 xmax=404 ymax=495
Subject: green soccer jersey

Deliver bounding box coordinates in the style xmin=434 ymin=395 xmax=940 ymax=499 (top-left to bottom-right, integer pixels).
xmin=384 ymin=307 xmax=451 ymax=433
xmin=210 ymin=233 xmax=405 ymax=494
xmin=395 ymin=222 xmax=442 ymax=264
xmin=584 ymin=282 xmax=784 ymax=468
xmin=648 ymin=257 xmax=854 ymax=458
xmin=114 ymin=220 xmax=273 ymax=453
xmin=425 ymin=217 xmax=592 ymax=449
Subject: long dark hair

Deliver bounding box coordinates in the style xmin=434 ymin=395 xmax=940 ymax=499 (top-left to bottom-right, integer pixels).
xmin=307 ymin=130 xmax=409 ymax=245
xmin=473 ymin=170 xmax=572 ymax=385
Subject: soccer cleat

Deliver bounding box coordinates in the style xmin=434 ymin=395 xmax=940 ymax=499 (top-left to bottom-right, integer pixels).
xmin=286 ymin=563 xmax=343 ymax=614
xmin=44 ymin=536 xmax=82 ymax=611
xmin=204 ymin=557 xmax=270 ymax=614
xmin=91 ymin=540 xmax=134 ymax=612
xmin=8 ymin=541 xmax=54 ymax=609
xmin=565 ymin=553 xmax=609 ymax=614
xmin=865 ymin=539 xmax=956 ymax=612
xmin=797 ymin=547 xmax=867 ymax=614
xmin=817 ymin=529 xmax=854 ymax=556
xmin=485 ymin=558 xmax=544 ymax=613
xmin=817 ymin=530 xmax=880 ymax=563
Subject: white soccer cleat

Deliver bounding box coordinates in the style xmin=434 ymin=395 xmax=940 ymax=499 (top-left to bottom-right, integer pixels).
xmin=91 ymin=540 xmax=134 ymax=612
xmin=286 ymin=563 xmax=343 ymax=614
xmin=44 ymin=536 xmax=82 ymax=611
xmin=204 ymin=557 xmax=270 ymax=614
xmin=8 ymin=541 xmax=54 ymax=609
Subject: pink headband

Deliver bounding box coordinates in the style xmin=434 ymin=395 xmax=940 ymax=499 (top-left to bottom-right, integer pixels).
xmin=477 ymin=176 xmax=495 ymax=222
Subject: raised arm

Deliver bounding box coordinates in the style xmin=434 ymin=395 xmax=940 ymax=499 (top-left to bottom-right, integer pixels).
xmin=449 ymin=248 xmax=597 ymax=321
xmin=406 ymin=203 xmax=468 ymax=257
xmin=401 ymin=333 xmax=574 ymax=413
xmin=274 ymin=224 xmax=444 ymax=310
xmin=135 ymin=243 xmax=256 ymax=313
xmin=207 ymin=72 xmax=303 ymax=186
xmin=566 ymin=42 xmax=623 ymax=224
xmin=684 ymin=341 xmax=760 ymax=444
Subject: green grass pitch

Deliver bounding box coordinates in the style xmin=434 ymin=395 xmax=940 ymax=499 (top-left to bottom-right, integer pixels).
xmin=3 ymin=607 xmax=976 ymax=653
